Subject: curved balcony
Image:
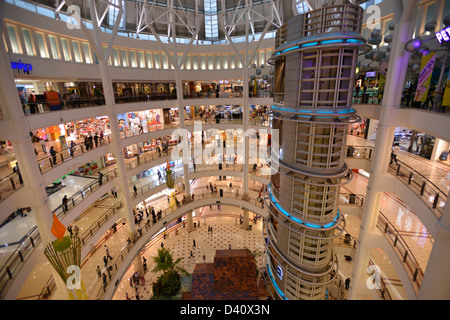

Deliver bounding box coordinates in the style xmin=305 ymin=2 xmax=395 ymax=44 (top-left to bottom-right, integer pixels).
xmin=99 ymin=190 xmax=268 ymax=299
xmin=339 ymin=192 xmax=425 ymax=298
xmin=344 ymin=145 xmax=448 ymax=219
xmin=0 ymin=159 xmax=270 ymax=298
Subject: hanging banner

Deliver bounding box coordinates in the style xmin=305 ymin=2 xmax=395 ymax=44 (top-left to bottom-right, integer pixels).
xmin=414 ymin=52 xmax=436 ymax=102
xmin=442 ymin=70 xmax=450 ymax=106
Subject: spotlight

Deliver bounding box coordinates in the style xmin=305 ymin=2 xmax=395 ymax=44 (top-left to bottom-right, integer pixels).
xmin=405 ymin=39 xmax=422 ymax=52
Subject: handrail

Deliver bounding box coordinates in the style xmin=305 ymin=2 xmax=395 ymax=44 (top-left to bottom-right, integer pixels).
xmin=0 ymin=171 xmax=24 ymax=204
xmin=387 ymin=159 xmax=447 ymax=218
xmin=0 ymin=168 xmax=118 ymax=298
xmin=339 ymin=192 xmax=425 ymax=294
xmin=345 ymin=144 xmax=447 ymax=218
xmin=376 ymin=212 xmax=424 ymax=295
xmin=36 ymin=135 xmax=112 ymax=174
xmin=0 ymin=163 xmax=267 ymax=298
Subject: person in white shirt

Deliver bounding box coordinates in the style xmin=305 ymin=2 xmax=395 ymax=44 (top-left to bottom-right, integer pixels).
xmin=390 ymin=143 xmax=400 ymax=165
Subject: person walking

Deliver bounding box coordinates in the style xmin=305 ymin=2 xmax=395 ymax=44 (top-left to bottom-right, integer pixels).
xmin=62 ymin=195 xmax=69 ymax=211
xmin=102 ymin=273 xmax=107 ymax=288
xmin=40 ymin=138 xmax=47 ymax=153
xmin=73 ymin=225 xmax=79 ymax=236
xmin=93 ymin=133 xmax=99 ymax=148
xmin=345 ymin=278 xmax=351 ymax=290
xmin=390 ymin=143 xmax=400 ymax=165
xmin=96 ymin=266 xmax=102 ymax=278
xmin=105 ymin=244 xmax=112 ymax=260
xmin=69 ymin=141 xmax=76 ymax=157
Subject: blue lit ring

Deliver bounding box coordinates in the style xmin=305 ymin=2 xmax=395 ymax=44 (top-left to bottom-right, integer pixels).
xmin=266 ymin=183 xmax=343 ymax=231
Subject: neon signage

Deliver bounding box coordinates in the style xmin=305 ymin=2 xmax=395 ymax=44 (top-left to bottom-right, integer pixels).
xmin=10 ymin=60 xmax=33 ymax=72
xmin=436 ymin=26 xmax=450 ymax=44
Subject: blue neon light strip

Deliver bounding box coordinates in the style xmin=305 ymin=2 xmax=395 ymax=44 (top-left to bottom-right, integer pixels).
xmin=321 ymin=39 xmax=344 ymax=45
xmin=301 ymin=41 xmax=318 ymax=48
xmin=273 ymin=38 xmax=364 ymax=57
xmin=280 ymin=45 xmax=299 ymax=53
xmin=268 ymin=184 xmax=340 ymax=229
xmin=267 ymin=263 xmax=288 ymax=300
xmin=271 ymin=105 xmax=355 ymax=116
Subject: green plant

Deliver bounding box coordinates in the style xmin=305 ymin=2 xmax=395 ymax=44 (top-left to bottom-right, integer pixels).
xmin=244 ymin=247 xmax=261 ymax=279
xmin=151 ymin=248 xmax=189 ymax=297
xmin=93 ymin=88 xmax=102 ymax=98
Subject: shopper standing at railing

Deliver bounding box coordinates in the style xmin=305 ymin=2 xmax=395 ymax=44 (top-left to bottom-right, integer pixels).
xmin=28 ymin=92 xmax=36 ymax=114
xmin=49 ymin=146 xmax=57 ymax=165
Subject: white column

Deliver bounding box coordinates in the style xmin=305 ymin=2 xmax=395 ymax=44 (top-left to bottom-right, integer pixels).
xmin=430 ymin=138 xmax=449 ymax=161
xmin=418 ymin=198 xmax=450 ymax=299
xmin=0 ymin=15 xmax=69 ymax=297
xmin=98 ymin=59 xmax=137 ymax=237
xmin=348 ymin=0 xmax=419 ymax=299
xmin=242 ymin=1 xmax=250 ymax=205
xmin=242 ymin=208 xmax=250 ymax=230
xmin=186 ymin=210 xmax=194 ymax=232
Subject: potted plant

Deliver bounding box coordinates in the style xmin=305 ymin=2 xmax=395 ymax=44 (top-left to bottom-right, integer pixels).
xmin=151 ymin=248 xmax=189 ymax=297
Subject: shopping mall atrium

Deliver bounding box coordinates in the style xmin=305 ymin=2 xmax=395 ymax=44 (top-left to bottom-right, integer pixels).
xmin=0 ymin=0 xmax=449 ymax=301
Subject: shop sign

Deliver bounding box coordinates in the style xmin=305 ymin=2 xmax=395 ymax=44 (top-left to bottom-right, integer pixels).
xmin=414 ymin=51 xmax=436 ymax=102
xmin=10 ymin=60 xmax=32 ymax=72
xmin=435 ymin=26 xmax=450 ymax=44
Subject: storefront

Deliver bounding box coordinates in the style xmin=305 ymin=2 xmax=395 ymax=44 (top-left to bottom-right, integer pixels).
xmin=64 ymin=117 xmax=110 ymax=140
xmin=126 ymin=109 xmax=163 ymax=131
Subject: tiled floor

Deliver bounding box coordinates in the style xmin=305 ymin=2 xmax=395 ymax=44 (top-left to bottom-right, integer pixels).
xmin=5 ymin=134 xmax=449 ymax=300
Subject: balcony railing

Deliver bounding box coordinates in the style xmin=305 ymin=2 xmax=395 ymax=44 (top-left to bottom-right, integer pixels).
xmin=0 ymin=172 xmax=24 ymax=204
xmin=340 ymin=192 xmax=425 ymax=295
xmin=96 ymin=188 xmax=265 ymax=299
xmin=387 ymin=161 xmax=447 ymax=218
xmin=36 ymin=135 xmax=112 ymax=174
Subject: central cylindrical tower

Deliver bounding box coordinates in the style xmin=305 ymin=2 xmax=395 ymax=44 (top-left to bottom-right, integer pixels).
xmin=263 ymin=4 xmax=369 ymax=300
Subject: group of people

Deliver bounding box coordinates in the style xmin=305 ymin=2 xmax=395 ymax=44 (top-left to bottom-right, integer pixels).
xmin=134 ymin=204 xmax=163 ymax=226
xmin=84 ymin=131 xmax=104 ymax=151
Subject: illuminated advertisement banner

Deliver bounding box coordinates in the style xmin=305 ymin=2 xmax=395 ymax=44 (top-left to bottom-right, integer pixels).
xmin=414 ymin=52 xmax=436 ymax=102
xmin=442 ymin=70 xmax=450 ymax=106
xmin=436 ymin=26 xmax=450 ymax=44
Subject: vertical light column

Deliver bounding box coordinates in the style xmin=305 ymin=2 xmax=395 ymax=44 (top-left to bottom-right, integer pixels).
xmin=265 ymin=4 xmax=367 ymax=300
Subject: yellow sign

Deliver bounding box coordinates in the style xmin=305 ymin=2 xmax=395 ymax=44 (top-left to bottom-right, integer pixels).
xmin=442 ymin=72 xmax=450 ymax=106
xmin=414 ymin=52 xmax=436 ymax=102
